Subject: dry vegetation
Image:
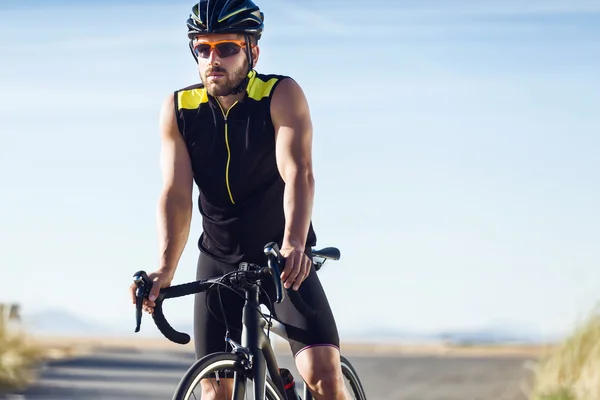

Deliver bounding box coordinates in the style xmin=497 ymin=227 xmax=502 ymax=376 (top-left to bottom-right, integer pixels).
xmin=529 ymin=304 xmax=600 ymax=400
xmin=0 ymin=320 xmax=45 ymax=394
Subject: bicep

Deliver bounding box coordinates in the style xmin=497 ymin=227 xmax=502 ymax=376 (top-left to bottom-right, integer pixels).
xmin=271 ymin=78 xmax=314 ymax=182
xmin=159 ymin=93 xmax=194 ymax=199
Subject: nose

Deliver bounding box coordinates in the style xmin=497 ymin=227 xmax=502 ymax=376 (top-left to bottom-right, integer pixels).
xmin=207 ymin=47 xmax=221 ymax=65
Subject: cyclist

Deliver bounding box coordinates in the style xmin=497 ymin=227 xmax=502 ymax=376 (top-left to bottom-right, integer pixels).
xmin=129 ymin=0 xmax=352 ymax=398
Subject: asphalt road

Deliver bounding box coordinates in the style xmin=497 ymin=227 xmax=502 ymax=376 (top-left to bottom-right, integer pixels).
xmin=13 ymin=347 xmax=536 ymax=400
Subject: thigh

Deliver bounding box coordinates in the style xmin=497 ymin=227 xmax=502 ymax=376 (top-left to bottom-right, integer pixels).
xmin=193 ymin=251 xmax=244 ymax=360
xmin=270 ymin=247 xmax=340 ymax=357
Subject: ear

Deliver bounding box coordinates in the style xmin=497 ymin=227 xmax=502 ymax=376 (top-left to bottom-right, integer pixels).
xmin=252 ymin=45 xmax=260 ymax=68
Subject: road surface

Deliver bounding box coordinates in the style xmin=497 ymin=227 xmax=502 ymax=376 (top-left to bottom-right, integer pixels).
xmin=13 ymin=346 xmax=537 ymax=399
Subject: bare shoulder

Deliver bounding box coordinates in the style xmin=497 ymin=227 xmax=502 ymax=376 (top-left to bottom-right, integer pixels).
xmin=157 ymin=91 xmax=193 ymax=196
xmin=270 ymin=76 xmax=314 ymax=176
xmin=159 ymin=92 xmax=179 ymax=140
xmin=270 ymin=77 xmax=311 ymax=125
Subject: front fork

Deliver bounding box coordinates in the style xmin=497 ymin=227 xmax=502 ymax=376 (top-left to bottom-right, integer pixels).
xmin=226 ymin=335 xmax=268 ymax=399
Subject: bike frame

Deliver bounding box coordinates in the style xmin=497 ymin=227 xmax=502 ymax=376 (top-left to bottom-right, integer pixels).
xmin=133 ymin=244 xmax=341 ymax=400
xmin=227 ymin=283 xmax=314 ymax=400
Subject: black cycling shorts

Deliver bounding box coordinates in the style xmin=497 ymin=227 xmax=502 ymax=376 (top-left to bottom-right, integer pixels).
xmin=192 ymin=247 xmax=340 ymax=358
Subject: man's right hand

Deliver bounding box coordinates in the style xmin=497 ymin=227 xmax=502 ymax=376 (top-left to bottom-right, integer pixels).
xmin=129 ymin=269 xmax=174 ymax=315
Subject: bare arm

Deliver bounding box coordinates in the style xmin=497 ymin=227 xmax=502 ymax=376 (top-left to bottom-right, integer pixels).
xmin=156 ymin=93 xmax=194 ymax=278
xmin=271 ymin=78 xmax=315 ymax=253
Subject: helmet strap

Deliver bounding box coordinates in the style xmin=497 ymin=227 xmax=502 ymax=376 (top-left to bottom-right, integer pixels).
xmin=227 ymin=33 xmax=254 ymax=95
xmin=189 ymin=40 xmax=198 ymax=63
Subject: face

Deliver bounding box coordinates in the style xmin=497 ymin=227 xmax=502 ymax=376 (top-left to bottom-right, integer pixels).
xmin=192 ymin=33 xmax=259 ymax=96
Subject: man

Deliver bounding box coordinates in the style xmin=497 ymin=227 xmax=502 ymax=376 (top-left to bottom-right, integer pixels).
xmin=129 ymin=0 xmax=351 ymax=399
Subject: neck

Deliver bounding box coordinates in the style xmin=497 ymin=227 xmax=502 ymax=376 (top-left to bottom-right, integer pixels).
xmin=216 ymin=91 xmax=246 ymax=110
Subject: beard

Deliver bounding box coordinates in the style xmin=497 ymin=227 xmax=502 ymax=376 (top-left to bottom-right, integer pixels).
xmin=201 ymin=63 xmax=248 ymax=96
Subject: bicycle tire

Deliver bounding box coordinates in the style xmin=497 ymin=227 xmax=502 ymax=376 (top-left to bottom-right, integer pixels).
xmin=172 ymin=352 xmax=284 ymax=400
xmin=340 ymin=355 xmax=368 ymax=400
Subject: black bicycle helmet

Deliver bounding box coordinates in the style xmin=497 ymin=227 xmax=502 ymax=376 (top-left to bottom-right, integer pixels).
xmin=186 ymin=0 xmax=265 ymax=40
xmin=186 ymin=0 xmax=264 ymax=95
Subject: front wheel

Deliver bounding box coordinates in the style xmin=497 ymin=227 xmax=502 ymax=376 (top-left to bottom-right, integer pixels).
xmin=172 ymin=352 xmax=284 ymax=400
xmin=340 ymin=355 xmax=367 ymax=400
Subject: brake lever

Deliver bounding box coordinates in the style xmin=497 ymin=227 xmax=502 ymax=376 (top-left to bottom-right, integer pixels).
xmin=133 ymin=270 xmax=152 ymax=332
xmin=263 ymin=242 xmax=285 ymax=303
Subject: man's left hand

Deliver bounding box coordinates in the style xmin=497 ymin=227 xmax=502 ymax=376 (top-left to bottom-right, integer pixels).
xmin=279 ymin=246 xmax=311 ymax=291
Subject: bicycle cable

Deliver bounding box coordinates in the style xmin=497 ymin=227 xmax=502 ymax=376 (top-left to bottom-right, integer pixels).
xmin=203 ymin=271 xmax=243 ymax=348
xmin=201 ymin=270 xmax=277 ymax=347
xmin=258 ymin=285 xmax=274 ymax=338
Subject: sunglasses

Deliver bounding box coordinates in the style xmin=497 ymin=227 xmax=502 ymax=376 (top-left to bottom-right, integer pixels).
xmin=192 ymin=39 xmax=249 ymax=59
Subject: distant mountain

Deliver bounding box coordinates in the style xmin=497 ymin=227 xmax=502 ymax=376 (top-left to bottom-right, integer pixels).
xmin=341 ymin=326 xmax=548 ymax=345
xmin=21 ymin=309 xmax=115 ymax=337
xmin=18 ymin=308 xmax=557 ymax=344
xmin=341 ymin=328 xmax=439 ymax=344
xmin=20 ymin=308 xmax=190 ymax=339
xmin=433 ymin=328 xmax=543 ymax=345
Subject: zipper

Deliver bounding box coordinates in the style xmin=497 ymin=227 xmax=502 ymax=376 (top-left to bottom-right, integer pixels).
xmin=215 ymin=99 xmax=239 ymax=204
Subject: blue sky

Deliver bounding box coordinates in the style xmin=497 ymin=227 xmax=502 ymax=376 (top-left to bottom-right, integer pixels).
xmin=1 ymin=0 xmax=599 ymax=342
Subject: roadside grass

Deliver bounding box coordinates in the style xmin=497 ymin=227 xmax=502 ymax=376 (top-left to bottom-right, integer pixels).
xmin=0 ymin=319 xmax=46 ymax=393
xmin=530 ymin=304 xmax=600 ymax=400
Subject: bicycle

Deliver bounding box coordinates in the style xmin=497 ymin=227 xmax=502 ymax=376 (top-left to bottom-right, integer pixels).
xmin=133 ymin=242 xmax=367 ymax=400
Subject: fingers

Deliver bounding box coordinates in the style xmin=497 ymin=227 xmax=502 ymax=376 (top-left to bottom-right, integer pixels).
xmin=280 ymin=253 xmax=295 ymax=284
xmin=281 ymin=250 xmax=311 ymax=291
xmin=284 ymin=253 xmax=302 ymax=290
xmin=149 ymin=279 xmax=161 ymax=302
xmin=143 ymin=298 xmax=156 ymax=309
xmin=130 ymin=283 xmax=154 ymax=311
xmin=143 ymin=279 xmax=162 ymax=315
xmin=142 ymin=295 xmax=155 ymax=314
xmin=129 ymin=283 xmax=137 ymax=304
xmin=292 ymin=255 xmax=311 ymax=291
xmin=143 ymin=304 xmax=154 ymax=314
xmin=129 ymin=277 xmax=160 ymax=315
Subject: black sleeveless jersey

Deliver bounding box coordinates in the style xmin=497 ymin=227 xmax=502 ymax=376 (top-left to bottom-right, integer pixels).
xmin=173 ymin=70 xmax=317 ymax=265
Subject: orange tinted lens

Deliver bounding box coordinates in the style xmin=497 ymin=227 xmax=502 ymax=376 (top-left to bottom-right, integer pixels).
xmin=194 ymin=43 xmax=212 ymax=58
xmin=214 ymin=42 xmax=243 ymax=57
